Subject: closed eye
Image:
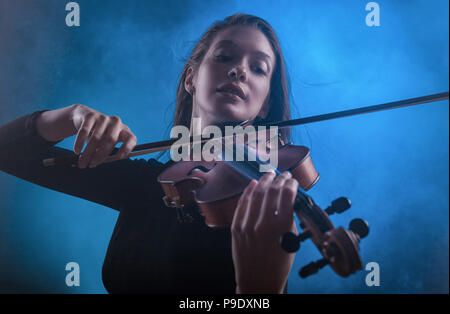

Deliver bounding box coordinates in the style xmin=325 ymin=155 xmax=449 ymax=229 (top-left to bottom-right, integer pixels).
xmin=214 ymin=55 xmax=232 ymax=62
xmin=254 ymin=67 xmax=267 ymax=75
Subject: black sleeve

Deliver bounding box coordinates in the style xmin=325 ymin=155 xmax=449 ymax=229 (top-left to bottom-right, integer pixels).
xmin=0 ymin=110 xmax=164 ymax=211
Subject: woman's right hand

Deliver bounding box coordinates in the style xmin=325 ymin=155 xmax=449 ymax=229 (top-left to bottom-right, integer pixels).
xmin=71 ymin=104 xmax=137 ymax=169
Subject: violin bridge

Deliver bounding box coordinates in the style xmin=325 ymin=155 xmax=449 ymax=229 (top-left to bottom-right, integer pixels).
xmin=162 ymin=195 xmax=184 ymax=208
xmin=162 ymin=195 xmax=194 ymax=223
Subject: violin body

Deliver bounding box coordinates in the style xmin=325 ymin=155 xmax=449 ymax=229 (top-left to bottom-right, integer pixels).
xmin=158 ymin=144 xmax=318 ymax=227
xmin=157 ymin=142 xmax=368 ymax=279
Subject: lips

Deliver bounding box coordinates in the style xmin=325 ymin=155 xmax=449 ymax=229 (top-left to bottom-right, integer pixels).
xmin=217 ymin=83 xmax=246 ymax=100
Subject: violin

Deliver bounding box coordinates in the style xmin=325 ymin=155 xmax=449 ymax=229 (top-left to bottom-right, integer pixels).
xmin=43 ymin=91 xmax=449 ymax=279
xmin=158 ymin=130 xmax=369 ymax=278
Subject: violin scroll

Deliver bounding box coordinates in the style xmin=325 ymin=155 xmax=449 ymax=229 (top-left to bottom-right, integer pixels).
xmin=281 ymin=195 xmax=369 ymax=278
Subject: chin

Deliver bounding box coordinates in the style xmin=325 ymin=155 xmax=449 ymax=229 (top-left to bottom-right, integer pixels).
xmin=212 ymin=106 xmax=248 ymax=125
xmin=211 ymin=97 xmax=249 ymax=125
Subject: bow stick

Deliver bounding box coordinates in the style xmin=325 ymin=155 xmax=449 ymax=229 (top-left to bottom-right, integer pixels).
xmin=43 ymin=91 xmax=449 ymax=167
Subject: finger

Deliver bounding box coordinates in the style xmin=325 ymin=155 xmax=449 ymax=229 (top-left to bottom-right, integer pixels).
xmin=78 ymin=116 xmax=108 ymax=168
xmin=232 ymin=179 xmax=257 ymax=233
xmin=276 ymin=178 xmax=299 ymax=232
xmin=242 ymin=170 xmax=276 ymax=231
xmin=257 ymin=171 xmax=292 ymax=229
xmin=73 ymin=113 xmax=96 ymax=155
xmin=89 ymin=118 xmax=122 ymax=167
xmin=111 ymin=128 xmax=137 ymax=161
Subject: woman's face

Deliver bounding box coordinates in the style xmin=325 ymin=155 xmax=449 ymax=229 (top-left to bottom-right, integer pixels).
xmin=187 ymin=25 xmax=276 ymax=127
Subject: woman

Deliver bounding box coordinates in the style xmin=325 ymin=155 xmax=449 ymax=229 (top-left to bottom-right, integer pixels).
xmin=0 ymin=13 xmax=299 ymax=294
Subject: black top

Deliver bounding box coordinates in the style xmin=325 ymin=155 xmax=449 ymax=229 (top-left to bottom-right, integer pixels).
xmin=0 ymin=111 xmax=236 ymax=294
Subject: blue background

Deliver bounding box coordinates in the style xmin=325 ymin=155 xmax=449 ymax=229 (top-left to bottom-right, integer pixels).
xmin=0 ymin=0 xmax=448 ymax=293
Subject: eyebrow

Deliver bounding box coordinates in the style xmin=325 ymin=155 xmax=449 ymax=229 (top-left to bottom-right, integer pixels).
xmin=214 ymin=40 xmax=273 ymax=68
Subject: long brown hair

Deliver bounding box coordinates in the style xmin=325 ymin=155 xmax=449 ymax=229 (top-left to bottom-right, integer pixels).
xmin=173 ymin=13 xmax=292 ymax=142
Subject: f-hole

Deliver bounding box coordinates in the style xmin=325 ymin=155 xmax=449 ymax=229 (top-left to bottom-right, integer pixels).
xmin=187 ymin=163 xmax=217 ymax=176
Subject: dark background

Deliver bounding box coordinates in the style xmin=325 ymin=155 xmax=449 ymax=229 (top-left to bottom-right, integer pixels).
xmin=0 ymin=0 xmax=448 ymax=293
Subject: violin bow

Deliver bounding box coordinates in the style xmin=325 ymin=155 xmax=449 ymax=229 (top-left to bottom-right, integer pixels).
xmin=257 ymin=91 xmax=449 ymax=128
xmin=43 ymin=91 xmax=449 ymax=167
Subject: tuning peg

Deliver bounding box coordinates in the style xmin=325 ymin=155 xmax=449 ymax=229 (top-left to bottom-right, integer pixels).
xmin=281 ymin=231 xmax=311 ymax=253
xmin=325 ymin=197 xmax=351 ymax=215
xmin=299 ymin=258 xmax=329 ymax=278
xmin=349 ymin=218 xmax=369 ymax=239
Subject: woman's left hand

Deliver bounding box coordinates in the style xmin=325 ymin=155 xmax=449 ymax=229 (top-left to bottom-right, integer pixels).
xmin=231 ymin=170 xmax=299 ymax=294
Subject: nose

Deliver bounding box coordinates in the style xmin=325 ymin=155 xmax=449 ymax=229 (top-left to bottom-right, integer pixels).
xmin=228 ymin=65 xmax=247 ymax=82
